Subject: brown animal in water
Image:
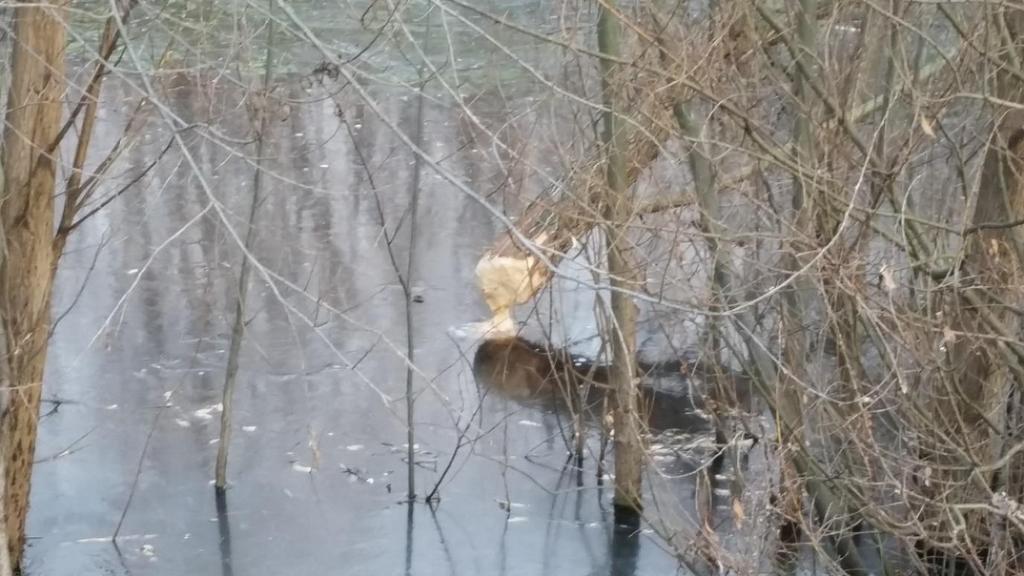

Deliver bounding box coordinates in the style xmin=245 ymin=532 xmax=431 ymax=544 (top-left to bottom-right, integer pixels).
xmin=471 ymin=334 xmax=710 ymax=436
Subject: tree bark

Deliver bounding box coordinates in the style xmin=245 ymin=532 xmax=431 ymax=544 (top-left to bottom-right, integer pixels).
xmin=773 ymin=0 xmax=820 ymax=554
xmin=930 ymin=104 xmax=1024 ymax=566
xmin=215 ymin=2 xmax=277 ymax=492
xmin=598 ymin=0 xmax=644 ymax=517
xmin=0 ymin=2 xmax=66 ymax=568
xmin=923 ymin=12 xmax=1024 ymax=564
xmin=0 ymin=360 xmax=10 ymax=576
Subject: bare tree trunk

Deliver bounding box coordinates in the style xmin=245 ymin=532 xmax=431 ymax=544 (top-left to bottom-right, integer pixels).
xmin=773 ymin=0 xmax=821 ymax=550
xmin=215 ymin=11 xmax=276 ymax=490
xmin=664 ymin=41 xmax=736 ymax=455
xmin=922 ymin=12 xmax=1024 ymax=568
xmin=0 ymin=363 xmax=11 ymax=576
xmin=598 ymin=0 xmax=643 ymax=518
xmin=403 ymin=57 xmax=426 ymax=504
xmin=926 ymin=118 xmax=1024 ymax=572
xmin=0 ymin=3 xmax=66 ymax=568
xmin=53 ymin=2 xmax=137 ymax=260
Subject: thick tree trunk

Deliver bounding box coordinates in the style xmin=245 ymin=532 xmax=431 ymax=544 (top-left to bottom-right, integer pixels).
xmin=922 ymin=12 xmax=1024 ymax=565
xmin=928 ymin=110 xmax=1024 ymax=562
xmin=0 ymin=372 xmax=10 ymax=576
xmin=0 ymin=2 xmax=66 ymax=568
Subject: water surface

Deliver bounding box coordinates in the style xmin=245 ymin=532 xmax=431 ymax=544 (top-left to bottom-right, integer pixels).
xmin=28 ymin=6 xmax=760 ymax=574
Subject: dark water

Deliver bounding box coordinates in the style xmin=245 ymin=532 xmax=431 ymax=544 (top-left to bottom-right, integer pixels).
xmin=25 ymin=9 xmax=764 ymax=574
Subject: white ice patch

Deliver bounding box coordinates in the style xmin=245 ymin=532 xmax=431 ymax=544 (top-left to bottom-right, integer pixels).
xmin=192 ymin=403 xmax=223 ymax=420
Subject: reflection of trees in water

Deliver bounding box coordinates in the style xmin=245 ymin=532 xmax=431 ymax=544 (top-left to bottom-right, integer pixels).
xmin=471 ymin=333 xmax=759 ymax=545
xmin=215 ymin=489 xmax=234 ymax=576
xmin=100 ymin=76 xmax=533 ymax=401
xmin=609 ymin=516 xmax=640 ymax=576
xmin=45 ymin=67 xmax=710 ymax=573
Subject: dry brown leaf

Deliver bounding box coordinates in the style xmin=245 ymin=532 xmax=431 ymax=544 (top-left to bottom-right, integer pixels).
xmin=732 ymin=498 xmax=745 ymax=528
xmin=920 ymin=115 xmax=936 ymax=138
xmin=880 ymin=264 xmax=897 ymax=293
xmin=942 ymin=326 xmax=957 ymax=347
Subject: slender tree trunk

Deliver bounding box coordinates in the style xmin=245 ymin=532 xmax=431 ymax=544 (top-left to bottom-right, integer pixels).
xmin=404 ymin=82 xmax=424 ymax=502
xmin=598 ymin=0 xmax=643 ymax=517
xmin=670 ymin=81 xmax=736 ymax=451
xmin=216 ymin=9 xmax=276 ymax=490
xmin=402 ymin=11 xmax=432 ymax=502
xmin=0 ymin=379 xmax=10 ymax=576
xmin=0 ymin=3 xmax=66 ymax=568
xmin=773 ymin=0 xmax=821 ymax=549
